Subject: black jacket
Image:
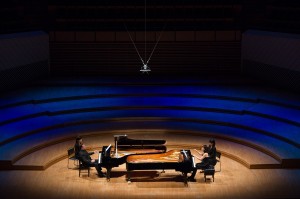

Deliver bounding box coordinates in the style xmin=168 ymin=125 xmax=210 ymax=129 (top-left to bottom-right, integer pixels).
xmin=208 ymin=146 xmax=216 ymax=159
xmin=78 ymin=150 xmax=94 ymax=166
xmin=208 ymin=146 xmax=217 ymax=166
xmin=74 ymin=143 xmax=81 ymax=158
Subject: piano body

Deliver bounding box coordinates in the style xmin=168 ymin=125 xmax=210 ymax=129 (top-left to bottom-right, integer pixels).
xmin=126 ymin=149 xmax=196 ymax=185
xmin=99 ymin=135 xmax=167 ymax=180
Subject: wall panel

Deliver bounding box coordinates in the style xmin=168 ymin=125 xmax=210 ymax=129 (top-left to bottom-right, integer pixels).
xmin=50 ymin=30 xmax=241 ymax=76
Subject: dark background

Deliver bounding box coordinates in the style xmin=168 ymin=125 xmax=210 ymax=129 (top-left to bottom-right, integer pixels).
xmin=1 ymin=0 xmax=300 ymax=87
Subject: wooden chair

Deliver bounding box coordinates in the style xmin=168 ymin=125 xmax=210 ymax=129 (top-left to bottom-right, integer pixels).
xmin=67 ymin=147 xmax=79 ymax=169
xmin=215 ymin=151 xmax=221 ymax=172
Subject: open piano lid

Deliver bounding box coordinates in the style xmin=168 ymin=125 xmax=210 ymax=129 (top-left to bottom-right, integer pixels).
xmin=114 ymin=135 xmax=166 ymax=145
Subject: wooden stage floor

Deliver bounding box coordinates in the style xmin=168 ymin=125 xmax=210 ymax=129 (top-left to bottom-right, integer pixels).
xmin=1 ymin=151 xmax=300 ymax=199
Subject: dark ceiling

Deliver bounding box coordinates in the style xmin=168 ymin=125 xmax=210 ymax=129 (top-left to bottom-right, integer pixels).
xmin=1 ymin=0 xmax=300 ymax=34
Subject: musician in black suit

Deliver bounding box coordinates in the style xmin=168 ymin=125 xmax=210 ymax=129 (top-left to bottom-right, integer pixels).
xmin=188 ymin=139 xmax=217 ymax=181
xmin=207 ymin=138 xmax=217 ymax=166
xmin=78 ymin=144 xmax=106 ymax=177
xmin=74 ymin=136 xmax=83 ymax=159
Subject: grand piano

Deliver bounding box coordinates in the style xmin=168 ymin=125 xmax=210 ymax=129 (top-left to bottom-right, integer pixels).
xmin=98 ymin=135 xmax=167 ymax=180
xmin=126 ymin=149 xmax=196 ymax=185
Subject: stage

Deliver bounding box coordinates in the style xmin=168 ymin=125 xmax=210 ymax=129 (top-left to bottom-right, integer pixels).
xmin=0 ymin=76 xmax=300 ymax=198
xmin=1 ymin=133 xmax=300 ymax=199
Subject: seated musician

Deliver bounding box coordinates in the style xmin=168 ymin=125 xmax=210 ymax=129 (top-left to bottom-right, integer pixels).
xmin=74 ymin=136 xmax=83 ymax=159
xmin=194 ymin=145 xmax=210 ymax=162
xmin=188 ymin=139 xmax=217 ymax=181
xmin=207 ymin=138 xmax=217 ymax=166
xmin=78 ymin=144 xmax=106 ymax=177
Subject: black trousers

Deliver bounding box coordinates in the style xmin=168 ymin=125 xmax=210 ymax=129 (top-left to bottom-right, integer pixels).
xmin=87 ymin=161 xmax=102 ymax=174
xmin=190 ymin=162 xmax=209 ymax=178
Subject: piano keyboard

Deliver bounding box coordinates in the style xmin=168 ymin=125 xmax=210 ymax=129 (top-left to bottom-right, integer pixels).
xmin=192 ymin=156 xmax=196 ymax=168
xmin=98 ymin=153 xmax=102 ymax=164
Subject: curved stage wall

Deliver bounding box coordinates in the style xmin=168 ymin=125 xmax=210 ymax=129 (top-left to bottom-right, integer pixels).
xmin=0 ymin=77 xmax=300 ymax=170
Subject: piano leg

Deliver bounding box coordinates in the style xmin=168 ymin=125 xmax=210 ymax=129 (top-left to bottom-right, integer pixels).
xmin=127 ymin=171 xmax=131 ymax=184
xmin=106 ymin=167 xmax=112 ymax=182
xmin=183 ymin=172 xmax=188 ymax=186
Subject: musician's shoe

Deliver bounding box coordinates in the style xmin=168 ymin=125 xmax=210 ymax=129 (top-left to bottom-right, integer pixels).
xmin=98 ymin=172 xmax=106 ymax=178
xmin=188 ymin=177 xmax=196 ymax=182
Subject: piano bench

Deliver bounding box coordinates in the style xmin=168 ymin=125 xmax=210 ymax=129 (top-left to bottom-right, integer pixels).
xmin=204 ymin=168 xmax=215 ymax=182
xmin=79 ymin=162 xmax=90 ymax=177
